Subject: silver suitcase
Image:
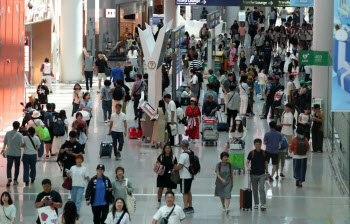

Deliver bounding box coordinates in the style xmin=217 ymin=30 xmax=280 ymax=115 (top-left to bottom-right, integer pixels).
xmin=203 ymin=129 xmax=219 ymax=141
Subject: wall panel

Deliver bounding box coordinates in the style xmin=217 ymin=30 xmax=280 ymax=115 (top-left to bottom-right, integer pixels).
xmin=0 ymin=0 xmax=25 ymax=130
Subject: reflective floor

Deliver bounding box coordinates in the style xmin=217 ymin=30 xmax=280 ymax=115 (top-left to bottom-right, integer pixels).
xmin=1 ymin=49 xmax=350 ymax=223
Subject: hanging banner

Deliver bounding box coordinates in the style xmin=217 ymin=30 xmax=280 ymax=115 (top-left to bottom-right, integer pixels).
xmin=298 ymin=51 xmax=332 ymax=66
xmin=290 ymin=0 xmax=314 ymax=7
xmin=242 ymin=0 xmax=290 ymax=7
xmin=175 ymin=0 xmax=241 ymax=6
xmin=332 ymin=0 xmax=350 ymax=111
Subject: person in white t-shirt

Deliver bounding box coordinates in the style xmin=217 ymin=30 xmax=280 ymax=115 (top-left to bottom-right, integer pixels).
xmin=0 ymin=192 xmax=16 ymax=224
xmin=109 ymin=104 xmax=127 ymax=160
xmin=174 ymin=140 xmax=193 ymax=214
xmin=22 ymin=127 xmax=41 ymax=186
xmin=258 ymin=69 xmax=267 ymax=99
xmin=152 ymin=191 xmax=185 ymax=224
xmin=298 ymin=107 xmax=312 ymax=141
xmin=280 ymin=104 xmax=294 ymax=158
xmin=104 ymin=198 xmax=130 ymax=224
xmin=67 ymin=155 xmax=89 ymax=214
xmin=164 ymin=94 xmax=177 ymax=146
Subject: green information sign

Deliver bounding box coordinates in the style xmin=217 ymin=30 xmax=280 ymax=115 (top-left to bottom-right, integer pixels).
xmin=242 ymin=0 xmax=290 ymax=7
xmin=299 ymin=51 xmax=332 ymax=66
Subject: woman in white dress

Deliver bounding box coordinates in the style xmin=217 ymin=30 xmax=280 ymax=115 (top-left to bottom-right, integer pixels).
xmin=288 ymin=57 xmax=300 ymax=89
xmin=238 ymin=75 xmax=250 ymax=117
xmin=175 ymin=101 xmax=185 ymax=147
xmin=52 ymin=110 xmax=69 ymax=157
xmin=127 ymin=45 xmax=138 ymax=69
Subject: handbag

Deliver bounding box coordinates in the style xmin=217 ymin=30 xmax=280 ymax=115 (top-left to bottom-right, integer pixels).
xmin=170 ymin=170 xmax=180 ymax=184
xmin=37 ymin=206 xmax=58 ymax=223
xmin=33 ymin=120 xmax=51 ymax=141
xmin=169 ymin=124 xmax=177 ymax=136
xmin=153 ymin=155 xmax=165 ymax=176
xmin=125 ymin=178 xmax=136 ymax=214
xmin=159 ymin=205 xmax=175 ymax=224
xmin=62 ymin=178 xmax=72 ymax=190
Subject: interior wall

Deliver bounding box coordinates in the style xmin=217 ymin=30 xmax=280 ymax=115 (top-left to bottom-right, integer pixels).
xmin=0 ymin=0 xmax=25 ymax=130
xmin=32 ymin=20 xmax=51 ymax=85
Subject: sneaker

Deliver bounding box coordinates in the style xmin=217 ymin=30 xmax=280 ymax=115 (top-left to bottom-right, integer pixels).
xmin=222 ymin=206 xmax=226 ymax=212
xmin=174 ymin=144 xmax=181 ymax=147
xmin=226 ymin=208 xmax=229 ymax=214
xmin=269 ymin=177 xmax=274 ymax=182
xmin=117 ymin=151 xmax=121 ymax=158
xmin=188 ymin=207 xmax=194 ymax=213
xmin=261 ymin=204 xmax=266 ymax=211
xmin=13 ymin=180 xmax=19 ymax=185
xmin=50 ymin=154 xmax=56 ymax=157
xmin=31 ymin=178 xmax=35 ymax=183
xmin=275 ymin=175 xmax=279 ymax=179
xmin=156 ymin=201 xmax=161 ymax=209
xmin=260 ymin=117 xmax=267 ymax=119
xmin=280 ymin=173 xmax=285 ymax=178
xmin=104 ymin=120 xmax=108 ymax=123
xmin=25 ymin=182 xmax=29 ymax=186
xmin=183 ymin=208 xmax=191 ymax=214
xmin=260 ymin=98 xmax=265 ymax=100
xmin=68 ymin=194 xmax=71 ymax=200
xmin=254 ymin=204 xmax=259 ymax=209
xmin=6 ymin=179 xmax=12 ymax=187
xmin=50 ymin=91 xmax=53 ymax=94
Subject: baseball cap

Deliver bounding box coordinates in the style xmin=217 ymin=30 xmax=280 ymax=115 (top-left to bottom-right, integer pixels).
xmin=306 ymin=81 xmax=312 ymax=84
xmin=300 ymin=80 xmax=305 ymax=84
xmin=190 ymin=97 xmax=197 ymax=102
xmin=96 ymin=164 xmax=105 ymax=171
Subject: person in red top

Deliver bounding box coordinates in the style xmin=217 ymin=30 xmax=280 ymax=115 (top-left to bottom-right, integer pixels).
xmin=289 ymin=127 xmax=310 ymax=187
xmin=185 ymin=98 xmax=201 ymax=143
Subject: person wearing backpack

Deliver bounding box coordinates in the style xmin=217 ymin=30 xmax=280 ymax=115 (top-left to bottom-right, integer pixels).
xmin=40 ymin=58 xmax=53 ymax=93
xmin=246 ymin=138 xmax=268 ymax=211
xmin=44 ymin=103 xmax=55 ymax=159
xmin=289 ymin=127 xmax=310 ymax=187
xmin=273 ymin=86 xmax=286 ymax=123
xmin=275 ymin=125 xmax=287 ymax=179
xmin=174 ymin=140 xmax=196 ymax=214
xmin=280 ymin=104 xmax=294 ymax=159
xmin=82 ymin=50 xmax=95 ymax=92
xmin=215 ymin=152 xmax=233 ymax=213
xmin=52 ymin=110 xmax=69 ymax=158
xmin=261 ymin=77 xmax=278 ymax=119
xmin=111 ymin=79 xmax=126 ymax=114
xmin=152 ymin=191 xmax=185 ymax=224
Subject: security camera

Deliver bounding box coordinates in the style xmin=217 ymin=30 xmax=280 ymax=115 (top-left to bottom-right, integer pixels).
xmin=28 ymin=1 xmax=34 ymax=9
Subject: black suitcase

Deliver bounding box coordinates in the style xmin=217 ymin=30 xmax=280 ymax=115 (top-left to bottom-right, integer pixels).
xmin=217 ymin=112 xmax=229 ymax=132
xmin=100 ymin=141 xmax=113 ymax=158
xmin=240 ymin=175 xmax=252 ymax=211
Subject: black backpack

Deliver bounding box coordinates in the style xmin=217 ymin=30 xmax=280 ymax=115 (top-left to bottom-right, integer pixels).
xmin=43 ymin=111 xmax=54 ymax=129
xmin=185 ymin=150 xmax=201 ymax=177
xmin=296 ymin=136 xmax=307 ymax=155
xmin=52 ymin=119 xmax=65 ymax=137
xmin=269 ymin=82 xmax=279 ymax=99
xmin=113 ymin=86 xmax=123 ymax=101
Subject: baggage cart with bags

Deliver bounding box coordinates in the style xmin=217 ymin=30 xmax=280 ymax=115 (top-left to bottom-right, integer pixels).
xmin=202 ymin=116 xmax=219 ymax=145
xmin=229 ymin=140 xmax=245 ymax=175
xmin=240 ymin=174 xmax=252 ymax=211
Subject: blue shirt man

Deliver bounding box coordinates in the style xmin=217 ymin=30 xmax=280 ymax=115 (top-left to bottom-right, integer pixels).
xmin=110 ymin=63 xmax=124 ymax=84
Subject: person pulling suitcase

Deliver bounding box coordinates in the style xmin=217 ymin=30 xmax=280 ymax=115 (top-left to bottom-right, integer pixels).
xmin=246 ymin=138 xmax=267 ymax=211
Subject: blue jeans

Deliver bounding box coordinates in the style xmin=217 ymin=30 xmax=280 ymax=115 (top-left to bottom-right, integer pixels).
xmin=293 ymin=158 xmax=307 ymax=182
xmin=38 ymin=140 xmax=44 ymax=158
xmin=102 ymin=100 xmax=112 ymax=121
xmin=7 ymin=156 xmax=21 ymax=180
xmin=71 ymin=186 xmax=85 ymax=213
xmin=22 ymin=154 xmax=37 ymax=183
xmin=111 ymin=131 xmax=124 ymax=155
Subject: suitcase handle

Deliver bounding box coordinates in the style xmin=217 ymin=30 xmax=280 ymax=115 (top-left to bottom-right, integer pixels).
xmin=248 ymin=172 xmax=251 ymax=190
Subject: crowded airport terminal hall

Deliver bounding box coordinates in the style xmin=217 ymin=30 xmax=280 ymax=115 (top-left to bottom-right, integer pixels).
xmin=0 ymin=0 xmax=350 ymax=223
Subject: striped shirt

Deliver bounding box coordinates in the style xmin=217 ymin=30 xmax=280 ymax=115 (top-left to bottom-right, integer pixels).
xmin=189 ymin=60 xmax=202 ymax=71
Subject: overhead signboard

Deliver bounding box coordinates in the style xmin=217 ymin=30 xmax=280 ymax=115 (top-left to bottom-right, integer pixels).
xmin=175 ymin=0 xmax=241 ymax=6
xmin=332 ymin=0 xmax=350 ymax=111
xmin=298 ymin=51 xmax=332 ymax=66
xmin=171 ymin=25 xmax=185 ymax=49
xmin=290 ymin=0 xmax=314 ymax=7
xmin=238 ymin=11 xmax=246 ymax=22
xmin=242 ymin=0 xmax=290 ymax=7
xmin=25 ymin=0 xmax=52 ymax=25
xmin=207 ymin=11 xmax=220 ymax=29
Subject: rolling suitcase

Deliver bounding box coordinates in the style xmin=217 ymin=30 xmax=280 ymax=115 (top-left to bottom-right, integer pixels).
xmin=240 ymin=175 xmax=252 ymax=211
xmin=100 ymin=141 xmax=113 ymax=158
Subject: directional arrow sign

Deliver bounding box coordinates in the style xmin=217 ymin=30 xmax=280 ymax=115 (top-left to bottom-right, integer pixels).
xmin=242 ymin=0 xmax=290 ymax=7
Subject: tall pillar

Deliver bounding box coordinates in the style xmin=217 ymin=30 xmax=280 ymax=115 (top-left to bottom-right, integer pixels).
xmin=186 ymin=6 xmax=191 ymax=21
xmin=225 ymin=6 xmax=239 ymax=31
xmin=164 ymin=0 xmax=179 ymax=29
xmin=60 ymin=0 xmax=83 ymax=82
xmin=312 ymin=0 xmax=334 ymax=137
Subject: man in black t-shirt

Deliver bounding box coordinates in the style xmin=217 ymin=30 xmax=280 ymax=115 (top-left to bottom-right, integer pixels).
xmin=35 ymin=179 xmax=62 ymax=224
xmin=59 ymin=131 xmax=83 ymax=177
xmin=261 ymin=40 xmax=273 ymax=73
xmin=124 ymin=61 xmax=135 ymax=82
xmin=246 ymin=138 xmax=268 ymax=211
xmin=37 ymin=79 xmax=50 ymax=107
xmin=258 ymin=11 xmax=265 ymax=29
xmin=253 ymin=7 xmax=260 ymax=22
xmin=95 ymin=51 xmax=108 ymax=93
xmin=24 ymin=95 xmax=41 ymax=112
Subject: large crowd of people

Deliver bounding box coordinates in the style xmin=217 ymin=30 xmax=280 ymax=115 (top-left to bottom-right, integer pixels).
xmin=0 ymin=6 xmax=325 ymax=224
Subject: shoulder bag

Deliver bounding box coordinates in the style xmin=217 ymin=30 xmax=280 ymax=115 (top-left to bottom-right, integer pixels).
xmin=27 ymin=135 xmax=37 ymax=150
xmin=153 ymin=155 xmax=166 ymax=176
xmin=132 ymin=81 xmax=144 ymax=97
xmin=125 ymin=178 xmax=136 ymax=214
xmin=159 ymin=205 xmax=176 ymax=224
xmin=116 ymin=211 xmax=126 ymax=224
xmin=3 ymin=205 xmax=11 ymax=221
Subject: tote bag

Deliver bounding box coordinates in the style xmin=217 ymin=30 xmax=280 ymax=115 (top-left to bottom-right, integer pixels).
xmin=37 ymin=206 xmax=58 ymax=224
xmin=36 ymin=126 xmax=51 ymax=141
xmin=125 ymin=178 xmax=136 ymax=214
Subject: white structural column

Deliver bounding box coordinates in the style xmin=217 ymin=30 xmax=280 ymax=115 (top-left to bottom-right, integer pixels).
xmin=164 ymin=0 xmax=179 ymax=29
xmin=186 ymin=6 xmax=191 ymax=21
xmin=60 ymin=0 xmax=83 ymax=82
xmin=225 ymin=6 xmax=240 ymax=31
xmin=312 ymin=0 xmax=334 ymax=136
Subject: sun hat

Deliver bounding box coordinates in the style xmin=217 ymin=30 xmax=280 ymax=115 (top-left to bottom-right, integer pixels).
xmin=32 ymin=111 xmax=41 ymax=119
xmin=235 ymin=116 xmax=243 ymax=121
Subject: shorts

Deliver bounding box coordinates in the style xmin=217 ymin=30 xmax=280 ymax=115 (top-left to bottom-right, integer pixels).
xmin=98 ymin=73 xmax=107 ymax=80
xmin=180 ymin=178 xmax=193 ymax=194
xmin=265 ymin=151 xmax=278 ymax=165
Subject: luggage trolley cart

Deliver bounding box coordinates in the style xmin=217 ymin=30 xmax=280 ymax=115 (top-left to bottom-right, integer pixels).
xmin=228 ymin=141 xmax=245 ymax=175
xmin=202 ymin=116 xmax=219 ymax=145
